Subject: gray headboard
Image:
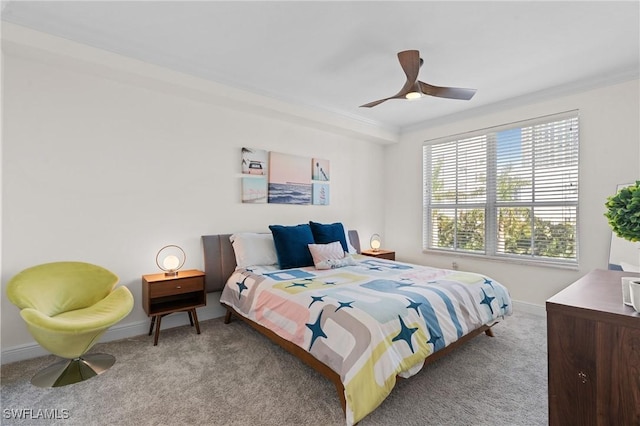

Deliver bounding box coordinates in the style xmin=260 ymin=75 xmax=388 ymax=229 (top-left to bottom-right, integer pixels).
xmin=201 ymin=230 xmax=361 ymax=293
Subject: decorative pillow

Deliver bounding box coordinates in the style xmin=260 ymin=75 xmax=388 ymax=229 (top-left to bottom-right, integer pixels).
xmin=229 ymin=233 xmax=278 ymax=268
xmin=269 ymin=224 xmax=315 ymax=269
xmin=315 ymin=254 xmax=357 ymax=270
xmin=307 ymin=241 xmax=356 ymax=269
xmin=308 ymin=241 xmax=345 ymax=264
xmin=309 ymin=221 xmax=349 ymax=253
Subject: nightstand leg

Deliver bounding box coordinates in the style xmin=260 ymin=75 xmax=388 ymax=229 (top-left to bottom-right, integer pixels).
xmin=191 ymin=309 xmax=201 ymax=335
xmin=188 ymin=310 xmax=194 ymax=327
xmin=153 ymin=315 xmax=162 ymax=346
xmin=148 ymin=316 xmax=156 ymax=336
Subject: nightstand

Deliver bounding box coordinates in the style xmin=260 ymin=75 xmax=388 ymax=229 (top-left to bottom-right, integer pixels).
xmin=142 ymin=269 xmax=206 ymax=346
xmin=361 ymin=249 xmax=396 ymax=261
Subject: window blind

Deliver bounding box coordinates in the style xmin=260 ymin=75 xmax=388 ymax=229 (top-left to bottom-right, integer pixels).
xmin=423 ymin=111 xmax=579 ymax=265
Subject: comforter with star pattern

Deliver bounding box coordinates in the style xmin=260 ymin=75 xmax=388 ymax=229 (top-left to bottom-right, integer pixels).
xmin=219 ymin=255 xmax=512 ymax=425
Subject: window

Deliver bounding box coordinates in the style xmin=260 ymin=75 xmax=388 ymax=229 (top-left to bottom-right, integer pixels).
xmin=423 ymin=111 xmax=579 ymax=266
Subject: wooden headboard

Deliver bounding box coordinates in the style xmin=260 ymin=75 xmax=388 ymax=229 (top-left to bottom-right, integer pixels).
xmin=201 ymin=230 xmax=361 ymax=293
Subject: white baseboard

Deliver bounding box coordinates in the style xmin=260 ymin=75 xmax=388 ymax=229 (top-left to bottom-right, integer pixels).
xmin=2 ymin=297 xmax=544 ymax=365
xmin=512 ymin=299 xmax=545 ymax=317
xmin=1 ymin=301 xmax=227 ymax=365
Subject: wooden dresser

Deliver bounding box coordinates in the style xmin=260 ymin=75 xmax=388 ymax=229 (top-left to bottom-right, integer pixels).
xmin=546 ymin=269 xmax=640 ymax=425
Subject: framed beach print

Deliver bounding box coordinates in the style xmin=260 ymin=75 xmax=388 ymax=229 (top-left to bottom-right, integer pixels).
xmin=268 ymin=152 xmax=312 ymax=204
xmin=242 ymin=177 xmax=267 ymax=203
xmin=312 ymin=183 xmax=330 ymax=205
xmin=241 ymin=147 xmax=268 ymax=176
xmin=312 ymin=158 xmax=330 ymax=182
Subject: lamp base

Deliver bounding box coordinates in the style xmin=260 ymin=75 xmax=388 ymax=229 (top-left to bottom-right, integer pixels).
xmin=164 ymin=271 xmax=179 ymax=277
xmin=31 ymin=353 xmax=116 ymax=388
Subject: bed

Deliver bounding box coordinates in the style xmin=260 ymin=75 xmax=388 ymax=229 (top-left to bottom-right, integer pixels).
xmin=202 ymin=228 xmax=512 ymax=425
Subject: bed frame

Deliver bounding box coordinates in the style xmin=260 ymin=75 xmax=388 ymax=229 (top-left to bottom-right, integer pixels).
xmin=201 ymin=231 xmax=494 ymax=417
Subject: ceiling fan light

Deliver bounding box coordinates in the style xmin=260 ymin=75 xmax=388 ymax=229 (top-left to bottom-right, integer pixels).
xmin=405 ymin=91 xmax=422 ymax=100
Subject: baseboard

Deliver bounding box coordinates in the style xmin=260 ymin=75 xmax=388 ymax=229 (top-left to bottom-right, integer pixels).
xmin=1 ymin=300 xmax=227 ymax=365
xmin=2 ymin=297 xmax=544 ymax=365
xmin=512 ymin=299 xmax=545 ymax=317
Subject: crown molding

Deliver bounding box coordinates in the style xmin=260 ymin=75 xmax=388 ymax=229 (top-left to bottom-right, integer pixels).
xmin=2 ymin=22 xmax=399 ymax=145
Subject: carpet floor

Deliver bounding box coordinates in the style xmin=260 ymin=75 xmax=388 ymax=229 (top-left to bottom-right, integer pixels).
xmin=1 ymin=310 xmax=547 ymax=425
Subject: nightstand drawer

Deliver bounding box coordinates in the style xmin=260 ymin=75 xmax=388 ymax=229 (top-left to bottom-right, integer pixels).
xmin=149 ymin=277 xmax=203 ymax=298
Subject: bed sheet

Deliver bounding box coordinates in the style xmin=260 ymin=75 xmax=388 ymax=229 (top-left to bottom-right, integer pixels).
xmin=220 ymin=255 xmax=512 ymax=425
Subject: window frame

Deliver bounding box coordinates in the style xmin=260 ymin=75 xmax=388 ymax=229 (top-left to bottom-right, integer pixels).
xmin=422 ymin=110 xmax=580 ymax=269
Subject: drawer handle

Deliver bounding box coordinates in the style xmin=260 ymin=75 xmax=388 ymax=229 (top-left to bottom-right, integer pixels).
xmin=578 ymin=371 xmax=588 ymax=384
xmin=176 ymin=285 xmax=182 ymax=289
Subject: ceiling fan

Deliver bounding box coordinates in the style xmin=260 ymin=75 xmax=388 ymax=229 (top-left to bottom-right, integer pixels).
xmin=360 ymin=49 xmax=476 ymax=108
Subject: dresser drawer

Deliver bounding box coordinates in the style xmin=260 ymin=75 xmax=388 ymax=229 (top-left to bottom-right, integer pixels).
xmin=149 ymin=276 xmax=203 ymax=298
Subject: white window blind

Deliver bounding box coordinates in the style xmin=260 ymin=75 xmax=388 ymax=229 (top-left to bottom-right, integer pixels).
xmin=423 ymin=111 xmax=579 ymax=266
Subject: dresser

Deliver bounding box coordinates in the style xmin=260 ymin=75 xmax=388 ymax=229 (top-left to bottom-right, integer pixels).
xmin=546 ymin=269 xmax=640 ymax=425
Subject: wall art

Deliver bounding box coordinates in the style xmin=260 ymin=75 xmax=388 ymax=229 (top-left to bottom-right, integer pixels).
xmin=241 ymin=147 xmax=268 ymax=176
xmin=242 ymin=177 xmax=268 ymax=203
xmin=312 ymin=183 xmax=330 ymax=205
xmin=268 ymin=152 xmax=312 ymax=204
xmin=312 ymin=158 xmax=330 ymax=181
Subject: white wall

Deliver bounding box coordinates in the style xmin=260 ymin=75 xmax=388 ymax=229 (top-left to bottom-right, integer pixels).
xmin=385 ymin=79 xmax=640 ymax=307
xmin=1 ymin=29 xmax=386 ymax=362
xmin=2 ymin=24 xmax=638 ymax=363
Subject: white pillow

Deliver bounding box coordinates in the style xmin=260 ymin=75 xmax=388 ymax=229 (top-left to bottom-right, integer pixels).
xmin=308 ymin=241 xmax=356 ymax=269
xmin=230 ymin=233 xmax=278 ymax=268
xmin=315 ymin=254 xmax=357 ymax=270
xmin=308 ymin=241 xmax=345 ymax=264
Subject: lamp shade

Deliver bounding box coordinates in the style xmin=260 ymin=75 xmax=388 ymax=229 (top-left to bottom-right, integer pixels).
xmin=370 ymin=234 xmax=381 ymax=251
xmin=162 ymin=255 xmax=180 ymax=271
xmin=155 ymin=245 xmax=186 ymax=276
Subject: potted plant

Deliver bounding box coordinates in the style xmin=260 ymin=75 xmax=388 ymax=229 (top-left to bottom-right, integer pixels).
xmin=605 ymin=180 xmax=640 ymax=242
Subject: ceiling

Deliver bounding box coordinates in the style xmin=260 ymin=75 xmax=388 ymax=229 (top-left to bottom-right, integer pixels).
xmin=2 ymin=1 xmax=639 ymax=134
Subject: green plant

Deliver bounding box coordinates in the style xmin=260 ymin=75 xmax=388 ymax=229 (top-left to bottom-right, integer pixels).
xmin=605 ymin=180 xmax=640 ymax=242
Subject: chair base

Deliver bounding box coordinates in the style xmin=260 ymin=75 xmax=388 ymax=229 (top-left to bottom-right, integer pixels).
xmin=31 ymin=353 xmax=116 ymax=388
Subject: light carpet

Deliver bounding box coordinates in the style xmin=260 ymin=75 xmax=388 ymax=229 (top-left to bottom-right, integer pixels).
xmin=1 ymin=310 xmax=547 ymax=425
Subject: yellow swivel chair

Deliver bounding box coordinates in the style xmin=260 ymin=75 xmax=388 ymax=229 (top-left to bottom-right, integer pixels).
xmin=6 ymin=261 xmax=134 ymax=387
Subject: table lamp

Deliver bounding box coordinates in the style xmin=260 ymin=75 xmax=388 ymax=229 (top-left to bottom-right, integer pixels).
xmin=155 ymin=245 xmax=186 ymax=276
xmin=370 ymin=234 xmax=381 ymax=252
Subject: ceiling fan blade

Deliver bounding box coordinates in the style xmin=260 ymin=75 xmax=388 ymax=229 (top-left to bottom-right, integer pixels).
xmin=418 ymin=81 xmax=476 ymax=100
xmin=360 ymin=92 xmax=408 ymax=108
xmin=360 ymin=98 xmax=391 ymax=108
xmin=397 ymin=50 xmax=421 ymax=85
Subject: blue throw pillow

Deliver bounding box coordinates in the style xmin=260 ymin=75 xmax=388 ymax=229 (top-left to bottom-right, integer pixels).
xmin=269 ymin=224 xmax=315 ymax=269
xmin=309 ymin=221 xmax=349 ymax=253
